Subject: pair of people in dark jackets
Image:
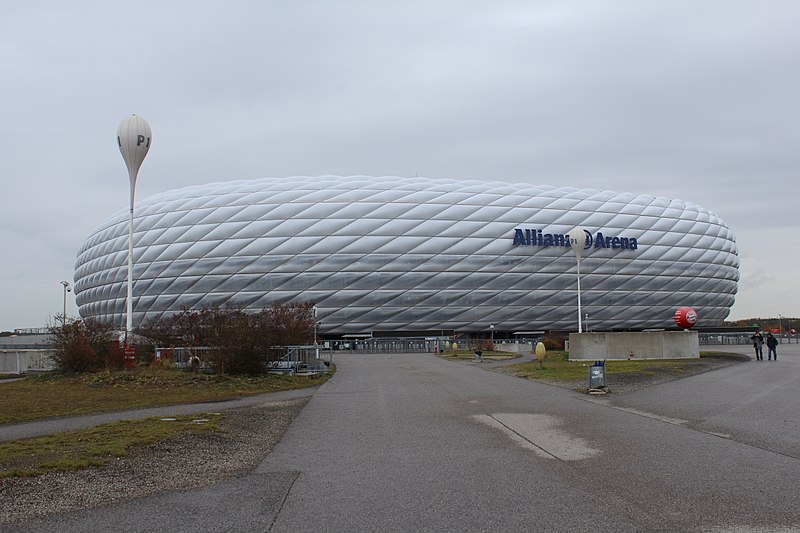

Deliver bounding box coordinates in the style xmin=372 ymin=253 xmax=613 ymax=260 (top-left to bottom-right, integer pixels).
xmin=752 ymin=331 xmax=778 ymax=361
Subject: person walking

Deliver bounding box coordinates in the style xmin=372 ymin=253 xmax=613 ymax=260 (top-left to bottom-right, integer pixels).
xmin=766 ymin=333 xmax=778 ymax=361
xmin=752 ymin=330 xmax=764 ymax=361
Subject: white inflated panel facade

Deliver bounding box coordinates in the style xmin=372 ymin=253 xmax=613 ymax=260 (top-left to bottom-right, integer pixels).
xmin=74 ymin=176 xmax=739 ymax=334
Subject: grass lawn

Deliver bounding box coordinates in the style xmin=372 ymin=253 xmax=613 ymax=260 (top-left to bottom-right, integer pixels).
xmin=497 ymin=350 xmax=748 ymax=386
xmin=0 ymin=413 xmax=223 ymax=478
xmin=439 ymin=350 xmax=522 ymax=361
xmin=0 ymin=367 xmax=333 ymax=425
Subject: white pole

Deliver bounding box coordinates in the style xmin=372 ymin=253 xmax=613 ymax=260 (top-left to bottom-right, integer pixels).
xmin=313 ymin=306 xmax=318 ymax=344
xmin=60 ymin=281 xmax=70 ymax=323
xmin=127 ymin=199 xmax=134 ymax=337
xmin=576 ymin=256 xmax=582 ymax=333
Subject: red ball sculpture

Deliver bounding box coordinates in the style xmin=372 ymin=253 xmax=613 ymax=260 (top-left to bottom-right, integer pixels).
xmin=674 ymin=306 xmax=698 ymax=329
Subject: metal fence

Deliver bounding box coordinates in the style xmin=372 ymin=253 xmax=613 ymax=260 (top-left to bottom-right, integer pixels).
xmin=699 ymin=333 xmax=799 ymax=345
xmin=319 ymin=337 xmax=540 ymax=354
xmin=323 ymin=338 xmax=453 ymax=353
xmin=323 ymin=338 xmax=432 ymax=353
xmin=154 ymin=345 xmax=333 ymax=373
xmin=278 ymin=345 xmax=333 ymax=372
xmin=154 ymin=346 xmax=215 ymax=368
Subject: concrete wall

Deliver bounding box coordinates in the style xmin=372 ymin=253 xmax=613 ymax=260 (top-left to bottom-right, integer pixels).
xmin=568 ymin=331 xmax=699 ymax=360
xmin=495 ymin=342 xmax=534 ymax=354
xmin=0 ymin=350 xmax=55 ymax=374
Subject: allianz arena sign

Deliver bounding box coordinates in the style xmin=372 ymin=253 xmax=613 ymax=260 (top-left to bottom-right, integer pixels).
xmin=512 ymin=228 xmax=639 ymax=251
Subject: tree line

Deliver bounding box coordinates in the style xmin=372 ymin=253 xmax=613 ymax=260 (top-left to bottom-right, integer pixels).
xmin=726 ymin=317 xmax=798 ymax=333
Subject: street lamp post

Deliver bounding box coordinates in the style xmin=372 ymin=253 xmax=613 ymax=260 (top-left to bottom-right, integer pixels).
xmin=313 ymin=306 xmax=318 ymax=344
xmin=60 ymin=281 xmax=71 ymax=323
xmin=569 ymin=228 xmax=588 ymax=333
xmin=490 ymin=324 xmax=494 ymax=343
xmin=117 ymin=115 xmax=152 ymax=340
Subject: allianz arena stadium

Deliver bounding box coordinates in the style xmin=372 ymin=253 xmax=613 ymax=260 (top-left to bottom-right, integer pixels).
xmin=73 ymin=176 xmax=739 ymax=335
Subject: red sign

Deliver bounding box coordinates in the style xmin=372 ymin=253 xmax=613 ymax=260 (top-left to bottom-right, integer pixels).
xmin=124 ymin=345 xmax=136 ymax=369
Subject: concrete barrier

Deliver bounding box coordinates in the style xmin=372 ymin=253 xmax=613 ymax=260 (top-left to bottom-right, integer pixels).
xmin=0 ymin=350 xmax=55 ymax=374
xmin=495 ymin=342 xmax=534 ymax=354
xmin=568 ymin=331 xmax=699 ymax=360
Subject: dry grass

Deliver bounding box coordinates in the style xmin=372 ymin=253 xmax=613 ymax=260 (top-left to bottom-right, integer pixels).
xmin=0 ymin=414 xmax=223 ymax=478
xmin=0 ymin=367 xmax=332 ymax=424
xmin=495 ymin=351 xmax=749 ymax=391
xmin=439 ymin=350 xmax=521 ymax=361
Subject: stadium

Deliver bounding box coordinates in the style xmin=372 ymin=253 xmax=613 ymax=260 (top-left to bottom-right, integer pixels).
xmin=73 ymin=176 xmax=739 ymax=336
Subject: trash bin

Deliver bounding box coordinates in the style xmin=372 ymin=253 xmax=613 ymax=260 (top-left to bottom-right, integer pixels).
xmin=474 ymin=350 xmax=482 ymax=361
xmin=588 ymin=360 xmax=606 ymax=388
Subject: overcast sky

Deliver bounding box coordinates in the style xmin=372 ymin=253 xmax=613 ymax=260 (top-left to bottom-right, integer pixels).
xmin=2 ymin=1 xmax=798 ymax=331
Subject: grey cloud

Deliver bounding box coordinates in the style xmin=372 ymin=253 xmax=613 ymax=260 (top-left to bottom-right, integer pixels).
xmin=2 ymin=0 xmax=799 ymax=328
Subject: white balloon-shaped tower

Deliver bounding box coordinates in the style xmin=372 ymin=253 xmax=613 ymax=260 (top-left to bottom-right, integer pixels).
xmin=569 ymin=227 xmax=588 ymax=333
xmin=117 ymin=114 xmax=152 ymax=338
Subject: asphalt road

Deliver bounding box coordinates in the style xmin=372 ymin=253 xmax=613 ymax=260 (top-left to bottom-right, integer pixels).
xmin=12 ymin=343 xmax=800 ymax=532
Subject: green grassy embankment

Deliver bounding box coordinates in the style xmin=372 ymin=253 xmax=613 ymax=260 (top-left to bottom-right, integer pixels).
xmin=0 ymin=367 xmax=332 ymax=425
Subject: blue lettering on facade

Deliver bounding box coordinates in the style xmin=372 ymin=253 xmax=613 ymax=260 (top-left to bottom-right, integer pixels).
xmin=512 ymin=228 xmax=638 ymax=251
xmin=583 ymin=229 xmax=593 ymax=248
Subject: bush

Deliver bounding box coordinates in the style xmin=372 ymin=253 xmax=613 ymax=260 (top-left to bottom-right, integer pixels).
xmin=138 ymin=302 xmax=315 ymax=375
xmin=467 ymin=339 xmax=495 ymax=351
xmin=542 ymin=336 xmax=565 ymax=351
xmin=48 ymin=318 xmax=125 ymax=373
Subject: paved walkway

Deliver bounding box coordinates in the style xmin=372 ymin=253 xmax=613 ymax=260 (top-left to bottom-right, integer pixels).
xmin=10 ymin=343 xmax=800 ymax=532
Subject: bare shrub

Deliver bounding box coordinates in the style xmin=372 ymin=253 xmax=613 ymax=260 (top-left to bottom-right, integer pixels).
xmin=48 ymin=318 xmax=124 ymax=373
xmin=542 ymin=336 xmax=565 ymax=351
xmin=138 ymin=302 xmax=315 ymax=375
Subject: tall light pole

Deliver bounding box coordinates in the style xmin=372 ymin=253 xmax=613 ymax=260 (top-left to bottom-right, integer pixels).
xmin=569 ymin=228 xmax=588 ymax=333
xmin=60 ymin=281 xmax=71 ymax=324
xmin=117 ymin=115 xmax=152 ymax=340
xmin=313 ymin=305 xmax=318 ymax=344
xmin=490 ymin=324 xmax=494 ymax=342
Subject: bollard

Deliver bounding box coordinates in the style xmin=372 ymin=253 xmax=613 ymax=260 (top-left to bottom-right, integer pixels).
xmin=535 ymin=342 xmax=546 ymax=368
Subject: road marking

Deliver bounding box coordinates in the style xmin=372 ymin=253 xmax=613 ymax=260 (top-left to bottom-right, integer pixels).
xmin=704 ymin=527 xmax=800 ymax=532
xmin=582 ymin=398 xmax=689 ymax=426
xmin=473 ymin=413 xmax=601 ymax=461
xmin=582 ymin=398 xmax=736 ymax=440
